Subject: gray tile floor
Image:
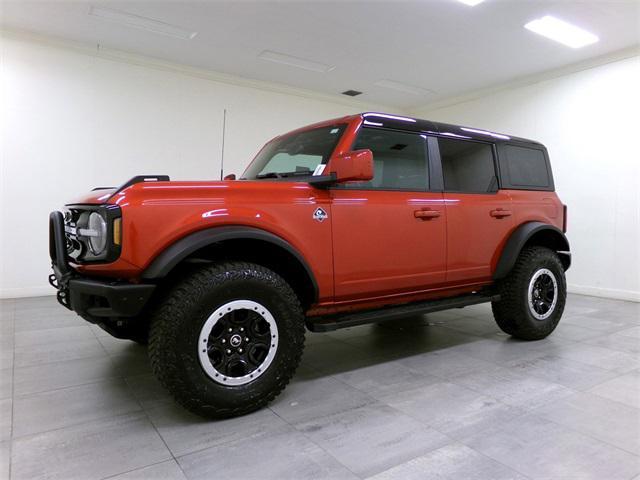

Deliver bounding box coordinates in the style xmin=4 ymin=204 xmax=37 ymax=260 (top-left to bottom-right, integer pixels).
xmin=1 ymin=294 xmax=639 ymax=480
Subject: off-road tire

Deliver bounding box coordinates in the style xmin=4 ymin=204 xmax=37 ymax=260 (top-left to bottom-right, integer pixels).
xmin=492 ymin=246 xmax=566 ymax=340
xmin=148 ymin=262 xmax=305 ymax=418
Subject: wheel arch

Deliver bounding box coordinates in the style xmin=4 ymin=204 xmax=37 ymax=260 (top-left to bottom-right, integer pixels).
xmin=141 ymin=226 xmax=319 ymax=308
xmin=493 ymin=222 xmax=571 ymax=280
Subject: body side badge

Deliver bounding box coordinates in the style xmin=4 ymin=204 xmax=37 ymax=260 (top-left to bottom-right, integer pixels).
xmin=313 ymin=207 xmax=328 ymax=222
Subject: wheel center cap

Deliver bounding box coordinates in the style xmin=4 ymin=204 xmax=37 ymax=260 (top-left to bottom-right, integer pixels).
xmin=229 ymin=334 xmax=242 ymax=347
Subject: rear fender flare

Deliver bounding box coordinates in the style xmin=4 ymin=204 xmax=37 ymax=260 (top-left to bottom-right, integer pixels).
xmin=493 ymin=222 xmax=570 ymax=280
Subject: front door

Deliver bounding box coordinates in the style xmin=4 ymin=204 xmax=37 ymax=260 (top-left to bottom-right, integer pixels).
xmin=330 ymin=127 xmax=447 ymax=301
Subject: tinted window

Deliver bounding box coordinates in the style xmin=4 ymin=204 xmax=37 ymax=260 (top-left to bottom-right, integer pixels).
xmin=439 ymin=138 xmax=496 ymax=193
xmin=346 ymin=128 xmax=428 ymax=190
xmin=503 ymin=145 xmax=550 ymax=188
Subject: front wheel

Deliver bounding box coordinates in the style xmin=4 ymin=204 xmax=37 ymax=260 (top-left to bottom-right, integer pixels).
xmin=492 ymin=246 xmax=566 ymax=340
xmin=148 ymin=262 xmax=305 ymax=418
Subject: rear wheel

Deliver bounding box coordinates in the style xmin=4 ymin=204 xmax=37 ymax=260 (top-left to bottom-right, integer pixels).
xmin=148 ymin=262 xmax=305 ymax=418
xmin=492 ymin=246 xmax=566 ymax=340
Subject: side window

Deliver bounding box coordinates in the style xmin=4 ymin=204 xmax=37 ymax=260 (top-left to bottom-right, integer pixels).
xmin=345 ymin=127 xmax=428 ymax=191
xmin=502 ymin=145 xmax=550 ymax=188
xmin=438 ymin=138 xmax=497 ymax=193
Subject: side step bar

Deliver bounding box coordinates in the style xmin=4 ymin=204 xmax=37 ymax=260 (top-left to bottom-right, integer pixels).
xmin=307 ymin=293 xmax=499 ymax=332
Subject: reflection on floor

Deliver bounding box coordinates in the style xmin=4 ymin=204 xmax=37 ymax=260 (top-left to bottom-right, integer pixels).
xmin=1 ymin=293 xmax=639 ymax=479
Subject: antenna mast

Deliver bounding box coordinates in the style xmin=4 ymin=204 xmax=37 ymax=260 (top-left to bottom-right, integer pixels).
xmin=220 ymin=108 xmax=227 ymax=180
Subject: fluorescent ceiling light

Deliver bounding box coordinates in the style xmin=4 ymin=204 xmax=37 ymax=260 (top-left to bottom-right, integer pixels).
xmin=524 ymin=15 xmax=598 ymax=48
xmin=456 ymin=0 xmax=485 ymax=6
xmin=258 ymin=50 xmax=335 ymax=73
xmin=88 ymin=6 xmax=197 ymax=40
xmin=374 ymin=79 xmax=433 ymax=96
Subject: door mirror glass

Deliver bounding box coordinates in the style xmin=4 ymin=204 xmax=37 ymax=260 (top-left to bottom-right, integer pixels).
xmin=224 ymin=173 xmax=236 ymax=181
xmin=331 ymin=149 xmax=374 ymax=183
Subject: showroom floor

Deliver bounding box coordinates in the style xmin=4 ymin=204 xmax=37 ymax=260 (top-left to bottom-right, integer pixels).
xmin=0 ymin=293 xmax=638 ymax=480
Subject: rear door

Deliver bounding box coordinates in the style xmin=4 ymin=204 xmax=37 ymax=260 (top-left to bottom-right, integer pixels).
xmin=436 ymin=137 xmax=514 ymax=283
xmin=330 ymin=127 xmax=447 ymax=301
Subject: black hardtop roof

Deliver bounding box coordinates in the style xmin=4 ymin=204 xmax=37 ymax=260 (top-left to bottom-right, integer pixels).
xmin=360 ymin=112 xmax=543 ymax=147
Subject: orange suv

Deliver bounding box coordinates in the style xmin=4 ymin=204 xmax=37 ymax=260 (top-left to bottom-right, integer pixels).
xmin=49 ymin=112 xmax=570 ymax=418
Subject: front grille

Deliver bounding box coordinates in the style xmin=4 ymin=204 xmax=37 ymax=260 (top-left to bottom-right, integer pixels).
xmin=63 ymin=208 xmax=84 ymax=261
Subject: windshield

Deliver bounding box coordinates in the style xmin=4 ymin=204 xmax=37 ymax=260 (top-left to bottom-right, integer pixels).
xmin=242 ymin=125 xmax=346 ymax=180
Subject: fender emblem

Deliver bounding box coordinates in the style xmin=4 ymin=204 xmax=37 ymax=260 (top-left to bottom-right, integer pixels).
xmin=313 ymin=207 xmax=328 ymax=223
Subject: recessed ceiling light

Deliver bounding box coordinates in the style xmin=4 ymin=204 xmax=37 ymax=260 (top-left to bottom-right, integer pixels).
xmin=374 ymin=79 xmax=434 ymax=96
xmin=258 ymin=50 xmax=335 ymax=73
xmin=88 ymin=5 xmax=197 ymax=40
xmin=456 ymin=0 xmax=485 ymax=6
xmin=342 ymin=90 xmax=362 ymax=97
xmin=524 ymin=15 xmax=598 ymax=48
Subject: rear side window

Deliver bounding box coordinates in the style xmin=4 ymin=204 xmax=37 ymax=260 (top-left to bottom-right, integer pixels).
xmin=345 ymin=127 xmax=428 ymax=191
xmin=438 ymin=138 xmax=497 ymax=193
xmin=501 ymin=145 xmax=551 ymax=188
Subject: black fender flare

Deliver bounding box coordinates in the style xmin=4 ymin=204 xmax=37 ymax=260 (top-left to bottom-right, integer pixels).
xmin=141 ymin=226 xmax=318 ymax=301
xmin=493 ymin=222 xmax=571 ymax=280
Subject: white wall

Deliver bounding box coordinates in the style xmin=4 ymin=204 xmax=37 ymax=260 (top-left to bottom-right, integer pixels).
xmin=2 ymin=34 xmax=638 ymax=302
xmin=0 ymin=34 xmax=384 ymax=298
xmin=411 ymin=56 xmax=640 ymax=302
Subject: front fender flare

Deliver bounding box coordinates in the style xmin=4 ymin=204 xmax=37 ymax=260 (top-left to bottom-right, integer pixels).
xmin=493 ymin=222 xmax=571 ymax=280
xmin=141 ymin=226 xmax=318 ymax=300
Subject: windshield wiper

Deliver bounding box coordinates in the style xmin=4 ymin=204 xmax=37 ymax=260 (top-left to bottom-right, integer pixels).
xmin=279 ymin=170 xmax=313 ymax=178
xmin=255 ymin=172 xmax=282 ymax=179
xmin=255 ymin=170 xmax=313 ymax=179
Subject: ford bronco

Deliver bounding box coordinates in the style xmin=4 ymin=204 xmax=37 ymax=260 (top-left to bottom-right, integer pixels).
xmin=49 ymin=112 xmax=570 ymax=418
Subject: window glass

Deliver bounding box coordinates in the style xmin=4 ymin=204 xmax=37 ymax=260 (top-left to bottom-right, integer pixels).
xmin=439 ymin=138 xmax=496 ymax=193
xmin=503 ymin=145 xmax=550 ymax=187
xmin=345 ymin=128 xmax=428 ymax=190
xmin=243 ymin=125 xmax=345 ymax=180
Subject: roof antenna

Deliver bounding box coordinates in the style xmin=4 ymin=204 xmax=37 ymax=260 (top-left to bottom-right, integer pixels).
xmin=220 ymin=108 xmax=227 ymax=180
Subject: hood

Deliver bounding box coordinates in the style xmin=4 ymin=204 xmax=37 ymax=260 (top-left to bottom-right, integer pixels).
xmin=64 ymin=177 xmax=312 ymax=206
xmin=68 ymin=188 xmax=117 ymax=205
xmin=66 ymin=175 xmax=172 ymax=205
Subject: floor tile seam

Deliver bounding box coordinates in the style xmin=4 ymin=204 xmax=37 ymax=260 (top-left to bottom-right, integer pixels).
xmin=529 ymin=407 xmax=640 ymax=459
xmin=98 ymin=459 xmax=178 ymax=480
xmin=446 ymin=373 xmax=580 ymax=412
xmin=12 ymin=374 xmax=125 ymax=399
xmin=13 ymin=350 xmax=110 ymax=370
xmin=127 ymin=384 xmax=187 ymax=480
xmin=9 ymin=404 xmax=144 ymax=441
xmin=372 ymin=405 xmax=535 ymax=478
xmin=12 ymin=351 xmax=117 ymax=372
xmin=585 ymin=381 xmax=640 ymax=411
xmin=455 ymin=406 xmax=640 ymax=465
xmin=266 ymin=404 xmax=366 ymax=480
xmin=9 ymin=304 xmax=16 ymax=480
xmin=167 ymin=420 xmax=295 ymax=463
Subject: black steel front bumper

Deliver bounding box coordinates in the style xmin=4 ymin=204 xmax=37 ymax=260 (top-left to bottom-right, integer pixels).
xmin=49 ymin=211 xmax=155 ymax=327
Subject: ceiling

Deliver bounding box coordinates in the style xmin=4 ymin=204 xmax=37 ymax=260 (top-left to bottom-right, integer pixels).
xmin=2 ymin=0 xmax=639 ymax=108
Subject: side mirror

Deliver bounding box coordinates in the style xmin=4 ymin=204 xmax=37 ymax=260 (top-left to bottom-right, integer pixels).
xmin=223 ymin=173 xmax=236 ymax=181
xmin=330 ymin=149 xmax=374 ymax=183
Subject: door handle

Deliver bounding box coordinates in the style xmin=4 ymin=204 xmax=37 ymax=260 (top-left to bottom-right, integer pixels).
xmin=490 ymin=209 xmax=512 ymax=218
xmin=414 ymin=209 xmax=441 ymax=220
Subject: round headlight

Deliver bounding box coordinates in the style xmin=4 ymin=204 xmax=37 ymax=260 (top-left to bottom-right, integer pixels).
xmin=87 ymin=212 xmax=107 ymax=255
